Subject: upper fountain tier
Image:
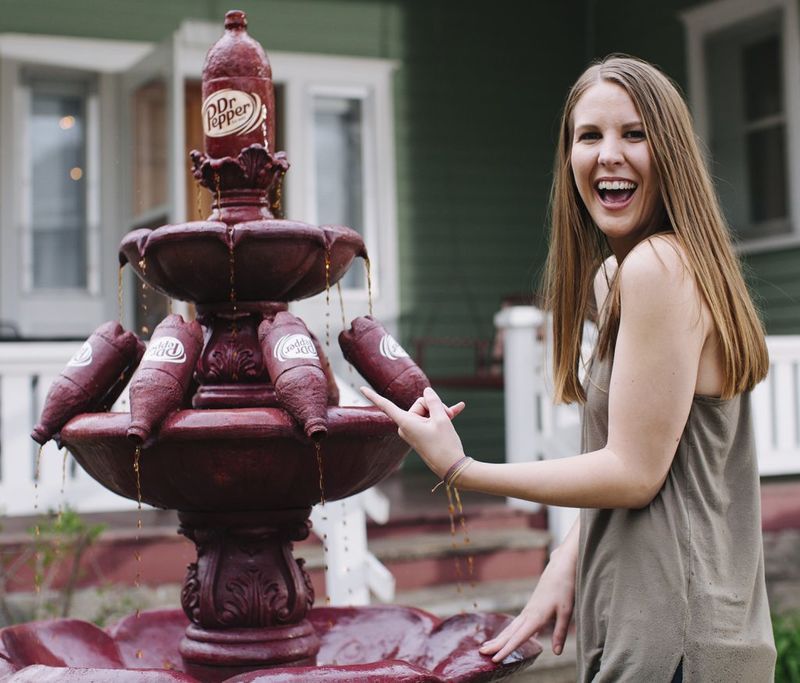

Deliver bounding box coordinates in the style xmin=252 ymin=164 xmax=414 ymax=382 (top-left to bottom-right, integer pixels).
xmin=119 ymin=218 xmax=366 ymax=305
xmin=119 ymin=10 xmax=366 ymax=306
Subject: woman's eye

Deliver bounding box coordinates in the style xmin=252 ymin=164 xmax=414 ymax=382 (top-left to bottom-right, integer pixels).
xmin=578 ymin=131 xmax=600 ymax=141
xmin=624 ymin=130 xmax=646 ymax=140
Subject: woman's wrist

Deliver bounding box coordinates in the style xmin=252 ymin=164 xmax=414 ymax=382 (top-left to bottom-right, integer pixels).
xmin=432 ymin=454 xmax=474 ymax=492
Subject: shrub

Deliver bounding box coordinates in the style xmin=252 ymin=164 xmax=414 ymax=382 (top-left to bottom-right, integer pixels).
xmin=774 ymin=611 xmax=800 ymax=683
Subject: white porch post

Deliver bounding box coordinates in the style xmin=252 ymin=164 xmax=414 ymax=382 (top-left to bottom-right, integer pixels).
xmin=493 ymin=306 xmax=544 ymax=513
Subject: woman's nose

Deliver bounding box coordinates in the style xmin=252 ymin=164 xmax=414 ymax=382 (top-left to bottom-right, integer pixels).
xmin=598 ymin=138 xmax=624 ymax=166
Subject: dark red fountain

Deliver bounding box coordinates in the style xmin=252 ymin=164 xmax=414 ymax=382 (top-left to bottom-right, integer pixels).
xmin=4 ymin=11 xmax=541 ymax=682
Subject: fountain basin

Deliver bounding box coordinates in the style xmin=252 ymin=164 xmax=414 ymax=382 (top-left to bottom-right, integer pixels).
xmin=0 ymin=607 xmax=541 ymax=682
xmin=119 ymin=221 xmax=366 ymax=305
xmin=60 ymin=407 xmax=407 ymax=511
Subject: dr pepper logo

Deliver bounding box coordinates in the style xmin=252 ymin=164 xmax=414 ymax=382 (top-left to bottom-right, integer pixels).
xmin=379 ymin=334 xmax=409 ymax=361
xmin=274 ymin=334 xmax=319 ymax=363
xmin=67 ymin=341 xmax=93 ymax=368
xmin=143 ymin=337 xmax=187 ymax=364
xmin=202 ymin=89 xmax=266 ymax=138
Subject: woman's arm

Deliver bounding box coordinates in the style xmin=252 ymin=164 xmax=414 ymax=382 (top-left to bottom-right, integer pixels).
xmin=364 ymin=238 xmax=708 ymax=509
xmin=479 ymin=517 xmax=580 ymax=660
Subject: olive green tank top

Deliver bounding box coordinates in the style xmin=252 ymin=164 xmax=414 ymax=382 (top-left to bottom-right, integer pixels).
xmin=576 ymin=357 xmax=776 ymax=682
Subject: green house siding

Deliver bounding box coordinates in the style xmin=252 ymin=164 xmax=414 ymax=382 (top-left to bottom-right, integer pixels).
xmin=393 ymin=2 xmax=583 ymax=463
xmin=3 ymin=0 xmax=797 ymax=470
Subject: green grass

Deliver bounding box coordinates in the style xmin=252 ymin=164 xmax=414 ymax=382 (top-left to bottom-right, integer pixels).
xmin=774 ymin=611 xmax=800 ymax=683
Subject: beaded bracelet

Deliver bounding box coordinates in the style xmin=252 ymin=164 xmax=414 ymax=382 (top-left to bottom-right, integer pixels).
xmin=431 ymin=456 xmax=475 ymax=493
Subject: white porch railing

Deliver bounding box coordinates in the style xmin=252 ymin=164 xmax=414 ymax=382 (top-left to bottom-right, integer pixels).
xmin=0 ymin=341 xmax=394 ymax=605
xmin=0 ymin=341 xmax=137 ymax=516
xmin=495 ymin=305 xmax=800 ymax=548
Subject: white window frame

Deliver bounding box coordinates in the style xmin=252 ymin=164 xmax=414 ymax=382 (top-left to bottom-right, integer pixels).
xmin=681 ymin=0 xmax=800 ymax=254
xmin=0 ymin=34 xmax=151 ymax=337
xmin=18 ymin=73 xmax=101 ymax=295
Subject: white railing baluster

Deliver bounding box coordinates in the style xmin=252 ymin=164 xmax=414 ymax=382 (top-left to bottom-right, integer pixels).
xmin=496 ymin=307 xmax=800 ymax=546
xmin=1 ymin=375 xmax=37 ymax=515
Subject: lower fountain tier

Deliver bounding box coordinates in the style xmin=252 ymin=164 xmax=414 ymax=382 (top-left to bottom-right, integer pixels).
xmin=59 ymin=407 xmax=408 ymax=511
xmin=0 ymin=607 xmax=541 ymax=682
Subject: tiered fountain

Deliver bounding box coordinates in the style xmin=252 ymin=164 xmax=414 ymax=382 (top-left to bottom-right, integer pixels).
xmin=0 ymin=11 xmax=541 ymax=682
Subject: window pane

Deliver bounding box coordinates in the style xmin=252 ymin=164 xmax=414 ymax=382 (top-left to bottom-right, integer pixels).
xmin=742 ymin=35 xmax=782 ymax=121
xmin=746 ymin=125 xmax=788 ymax=224
xmin=29 ymin=83 xmax=88 ymax=289
xmin=133 ymin=80 xmax=167 ymax=217
xmin=704 ymin=12 xmax=789 ymax=239
xmin=313 ymin=96 xmax=365 ymax=289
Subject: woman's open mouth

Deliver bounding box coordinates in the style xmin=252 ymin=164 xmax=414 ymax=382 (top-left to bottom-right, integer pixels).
xmin=595 ymin=179 xmax=637 ymax=208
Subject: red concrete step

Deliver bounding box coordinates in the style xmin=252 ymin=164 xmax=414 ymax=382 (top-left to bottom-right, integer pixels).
xmin=301 ymin=526 xmax=550 ymax=594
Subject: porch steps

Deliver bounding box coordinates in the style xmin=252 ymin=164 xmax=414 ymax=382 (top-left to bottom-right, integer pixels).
xmin=301 ymin=523 xmax=550 ymax=593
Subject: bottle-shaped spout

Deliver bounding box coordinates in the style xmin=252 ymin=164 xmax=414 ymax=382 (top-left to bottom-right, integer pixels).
xmin=259 ymin=312 xmax=329 ymax=440
xmin=339 ymin=316 xmax=431 ymax=410
xmin=202 ymin=10 xmax=275 ymax=159
xmin=31 ymin=322 xmax=145 ymax=446
xmin=127 ymin=315 xmax=204 ymax=445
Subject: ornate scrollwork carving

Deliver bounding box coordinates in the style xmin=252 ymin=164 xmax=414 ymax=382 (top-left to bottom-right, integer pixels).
xmin=178 ymin=512 xmax=314 ymax=630
xmin=181 ymin=562 xmax=202 ymax=624
xmin=205 ymin=345 xmax=259 ymax=383
xmin=190 ymin=144 xmax=289 ymax=207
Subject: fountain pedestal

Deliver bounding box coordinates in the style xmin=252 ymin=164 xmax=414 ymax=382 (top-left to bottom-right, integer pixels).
xmin=178 ymin=510 xmax=319 ymax=680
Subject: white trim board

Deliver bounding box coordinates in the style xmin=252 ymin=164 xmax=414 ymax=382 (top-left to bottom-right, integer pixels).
xmin=681 ymin=0 xmax=800 ymax=253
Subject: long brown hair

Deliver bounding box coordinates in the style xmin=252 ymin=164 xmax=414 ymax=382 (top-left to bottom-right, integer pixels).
xmin=543 ymin=55 xmax=768 ymax=403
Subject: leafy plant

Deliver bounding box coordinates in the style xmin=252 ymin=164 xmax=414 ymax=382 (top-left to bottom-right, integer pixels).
xmin=774 ymin=611 xmax=800 ymax=683
xmin=28 ymin=507 xmax=106 ymax=619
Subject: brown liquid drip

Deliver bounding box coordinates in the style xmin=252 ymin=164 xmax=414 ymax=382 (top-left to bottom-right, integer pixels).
xmin=33 ymin=446 xmax=43 ymax=593
xmin=324 ymin=251 xmax=331 ymax=351
xmin=271 ymin=170 xmax=284 ymax=218
xmin=133 ymin=445 xmax=143 ymax=601
xmin=196 ymin=182 xmax=204 ymax=220
xmin=323 ymin=529 xmax=331 ymax=606
xmin=117 ymin=266 xmax=124 ymax=323
xmin=341 ymin=502 xmax=353 ymax=600
xmin=365 ymin=257 xmax=374 ymax=317
xmin=57 ymin=449 xmax=68 ymax=528
xmin=315 ymin=441 xmax=326 ymax=506
xmin=33 ymin=446 xmax=42 ymax=531
xmin=328 ymin=280 xmax=356 ymax=382
xmin=445 ymin=487 xmax=464 ymax=595
xmin=453 ymin=487 xmax=478 ymax=609
xmin=138 ymin=258 xmax=149 ymax=336
xmin=336 ymin=281 xmax=355 ymax=380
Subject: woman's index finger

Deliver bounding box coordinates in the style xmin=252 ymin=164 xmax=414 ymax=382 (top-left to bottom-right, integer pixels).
xmin=360 ymin=386 xmax=408 ymax=424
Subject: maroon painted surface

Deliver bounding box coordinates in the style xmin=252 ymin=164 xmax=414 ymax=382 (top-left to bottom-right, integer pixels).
xmin=339 ymin=317 xmax=431 ymax=410
xmin=118 ymin=222 xmax=365 ymax=305
xmin=128 ymin=315 xmax=204 ymax=444
xmin=259 ymin=312 xmax=328 ymax=440
xmin=31 ymin=321 xmax=143 ymax=445
xmin=60 ymin=407 xmax=408 ymax=511
xmin=1 ymin=619 xmax=124 ymax=668
xmin=2 ymin=667 xmax=197 ymax=682
xmin=0 ymin=607 xmax=541 ymax=682
xmin=176 ymin=509 xmax=320 ymax=677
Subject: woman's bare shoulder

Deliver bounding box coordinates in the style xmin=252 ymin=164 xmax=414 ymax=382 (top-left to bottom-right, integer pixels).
xmin=620 ymin=234 xmax=695 ymax=293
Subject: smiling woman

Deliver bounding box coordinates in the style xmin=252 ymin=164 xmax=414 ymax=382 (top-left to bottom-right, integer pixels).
xmin=364 ymin=55 xmax=776 ymax=683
